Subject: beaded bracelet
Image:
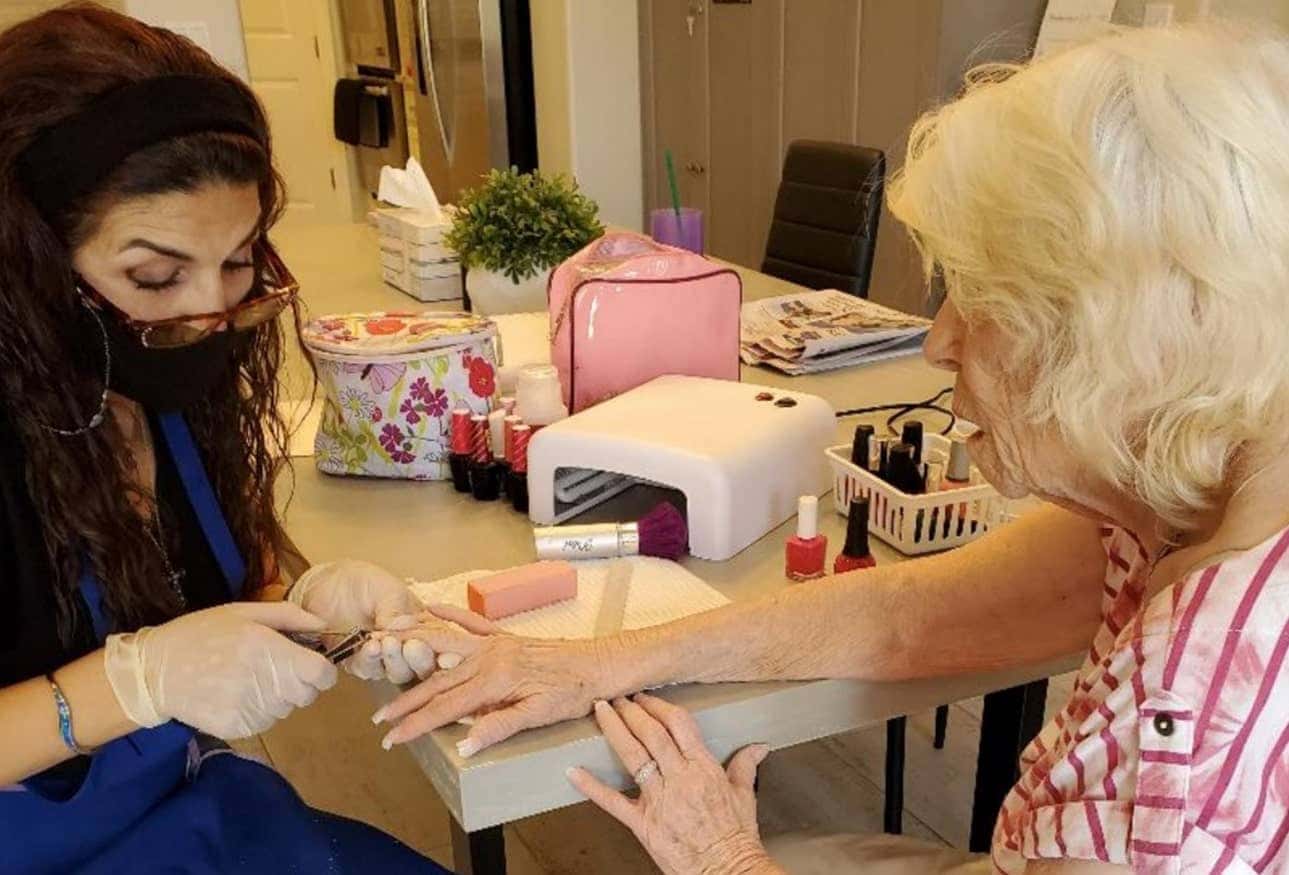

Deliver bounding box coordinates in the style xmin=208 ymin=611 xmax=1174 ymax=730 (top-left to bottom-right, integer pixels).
xmin=45 ymin=673 xmax=91 ymax=756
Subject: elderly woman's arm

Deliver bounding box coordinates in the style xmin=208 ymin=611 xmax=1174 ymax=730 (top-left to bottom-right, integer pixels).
xmin=611 ymin=503 xmax=1105 ymax=690
xmin=379 ymin=503 xmax=1105 ymax=753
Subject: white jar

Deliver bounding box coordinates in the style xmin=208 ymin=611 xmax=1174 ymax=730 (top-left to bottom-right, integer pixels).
xmin=515 ymin=364 xmax=568 ymax=426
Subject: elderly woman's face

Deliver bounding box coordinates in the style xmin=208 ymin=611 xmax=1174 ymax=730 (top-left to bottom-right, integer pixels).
xmin=71 ymin=182 xmax=261 ymax=323
xmin=924 ymin=299 xmax=1077 ymax=503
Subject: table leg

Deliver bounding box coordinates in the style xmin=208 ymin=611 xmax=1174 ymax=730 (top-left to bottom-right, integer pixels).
xmin=933 ymin=704 xmax=949 ymax=750
xmin=968 ymin=679 xmax=1049 ymax=853
xmin=450 ymin=818 xmax=506 ymax=875
xmin=884 ymin=717 xmax=906 ymax=835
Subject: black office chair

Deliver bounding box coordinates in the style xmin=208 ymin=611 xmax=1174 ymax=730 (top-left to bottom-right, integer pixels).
xmin=761 ymin=140 xmax=885 ymax=298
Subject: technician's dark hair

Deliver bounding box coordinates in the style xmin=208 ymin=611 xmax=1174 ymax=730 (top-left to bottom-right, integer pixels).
xmin=0 ymin=3 xmax=296 ymax=640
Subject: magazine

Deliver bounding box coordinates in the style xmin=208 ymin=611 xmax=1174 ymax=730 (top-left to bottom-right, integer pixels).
xmin=740 ymin=290 xmax=930 ymax=375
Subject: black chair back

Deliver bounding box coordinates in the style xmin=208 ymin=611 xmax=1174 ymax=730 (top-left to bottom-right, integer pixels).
xmin=762 ymin=140 xmax=885 ymax=298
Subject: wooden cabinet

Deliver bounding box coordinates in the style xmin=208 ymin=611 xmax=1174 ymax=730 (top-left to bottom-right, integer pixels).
xmin=639 ymin=0 xmax=1044 ymax=315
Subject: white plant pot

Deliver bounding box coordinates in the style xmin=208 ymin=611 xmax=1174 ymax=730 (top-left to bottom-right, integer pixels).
xmin=466 ymin=266 xmax=550 ymax=315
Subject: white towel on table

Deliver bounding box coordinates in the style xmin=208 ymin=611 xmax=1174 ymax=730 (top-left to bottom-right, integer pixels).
xmin=409 ymin=556 xmax=729 ymax=639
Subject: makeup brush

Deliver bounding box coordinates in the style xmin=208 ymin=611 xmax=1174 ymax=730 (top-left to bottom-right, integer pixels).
xmin=533 ymin=501 xmax=689 ymax=561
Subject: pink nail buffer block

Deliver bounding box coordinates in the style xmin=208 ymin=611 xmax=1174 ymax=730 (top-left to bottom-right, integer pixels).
xmin=467 ymin=560 xmax=578 ymax=619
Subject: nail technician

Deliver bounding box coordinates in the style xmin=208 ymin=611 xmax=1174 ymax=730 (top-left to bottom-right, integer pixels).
xmin=0 ymin=7 xmax=450 ymax=873
xmin=379 ymin=24 xmax=1289 ymax=875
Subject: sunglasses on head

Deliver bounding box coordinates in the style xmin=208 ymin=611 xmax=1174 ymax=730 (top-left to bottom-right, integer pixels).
xmin=77 ymin=241 xmax=299 ymax=349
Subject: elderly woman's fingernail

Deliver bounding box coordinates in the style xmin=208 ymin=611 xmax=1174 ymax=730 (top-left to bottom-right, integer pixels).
xmin=593 ymin=700 xmax=610 ymax=714
xmin=457 ymin=738 xmax=482 ymax=758
xmin=371 ymin=707 xmax=388 ymax=724
xmin=380 ymin=731 xmax=396 ymax=750
xmin=438 ymin=652 xmax=463 ymax=670
xmin=566 ymin=766 xmax=582 ymax=780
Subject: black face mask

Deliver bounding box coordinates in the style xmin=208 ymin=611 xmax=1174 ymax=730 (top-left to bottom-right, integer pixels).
xmin=79 ymin=304 xmax=241 ymax=412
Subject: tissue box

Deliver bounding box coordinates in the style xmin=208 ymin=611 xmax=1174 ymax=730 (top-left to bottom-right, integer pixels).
xmin=371 ymin=207 xmax=447 ymax=243
xmin=370 ymin=207 xmax=462 ymax=303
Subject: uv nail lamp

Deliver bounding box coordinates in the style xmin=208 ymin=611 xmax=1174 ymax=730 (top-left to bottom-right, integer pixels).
xmin=527 ymin=376 xmax=835 ymax=560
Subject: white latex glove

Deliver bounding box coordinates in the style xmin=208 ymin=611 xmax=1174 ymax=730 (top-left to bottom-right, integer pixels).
xmin=287 ymin=559 xmax=434 ymax=683
xmin=103 ymin=601 xmax=338 ymax=740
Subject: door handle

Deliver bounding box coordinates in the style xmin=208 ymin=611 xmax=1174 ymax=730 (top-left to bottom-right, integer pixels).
xmin=415 ymin=0 xmax=453 ymax=157
xmin=415 ymin=0 xmax=430 ymax=97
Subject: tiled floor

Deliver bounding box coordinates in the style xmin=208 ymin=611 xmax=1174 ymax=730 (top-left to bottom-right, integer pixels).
xmin=262 ymin=219 xmax=1080 ymax=872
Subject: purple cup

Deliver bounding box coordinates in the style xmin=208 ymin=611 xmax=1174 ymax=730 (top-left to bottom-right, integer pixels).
xmin=649 ymin=207 xmax=704 ymax=254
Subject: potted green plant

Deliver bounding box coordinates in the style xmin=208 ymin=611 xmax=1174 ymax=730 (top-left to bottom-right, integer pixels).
xmin=445 ymin=168 xmax=605 ymax=315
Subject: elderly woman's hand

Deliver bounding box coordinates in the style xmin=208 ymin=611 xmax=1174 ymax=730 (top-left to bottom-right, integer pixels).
xmin=569 ymin=694 xmax=781 ymax=875
xmin=372 ymin=604 xmax=618 ymax=756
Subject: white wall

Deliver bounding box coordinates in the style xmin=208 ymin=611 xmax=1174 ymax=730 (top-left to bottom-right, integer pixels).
xmin=530 ymin=0 xmax=644 ymax=231
xmin=1210 ymin=0 xmax=1289 ymax=28
xmin=125 ymin=0 xmax=249 ymax=81
xmin=530 ymin=0 xmax=574 ymax=177
xmin=5 ymin=2 xmax=251 ymax=85
xmin=1115 ymin=0 xmax=1289 ymax=27
xmin=1 ymin=1 xmax=122 ymax=32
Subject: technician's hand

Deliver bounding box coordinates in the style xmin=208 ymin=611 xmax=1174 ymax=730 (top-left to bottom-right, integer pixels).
xmin=373 ymin=604 xmax=613 ymax=757
xmin=569 ymin=694 xmax=783 ymax=875
xmin=103 ymin=601 xmax=338 ymax=739
xmin=288 ymin=559 xmax=434 ymax=683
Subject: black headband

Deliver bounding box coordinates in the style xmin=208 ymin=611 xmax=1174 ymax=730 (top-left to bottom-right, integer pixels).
xmin=16 ymin=74 xmax=264 ymax=221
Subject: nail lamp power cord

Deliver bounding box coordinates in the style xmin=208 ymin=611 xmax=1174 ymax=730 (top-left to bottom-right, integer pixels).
xmin=834 ymin=387 xmax=957 ymax=437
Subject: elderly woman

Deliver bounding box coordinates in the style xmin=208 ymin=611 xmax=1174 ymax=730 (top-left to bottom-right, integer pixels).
xmin=379 ymin=23 xmax=1289 ymax=874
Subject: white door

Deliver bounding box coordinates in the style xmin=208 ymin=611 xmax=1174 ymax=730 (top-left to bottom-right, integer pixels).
xmin=239 ymin=0 xmax=350 ymax=225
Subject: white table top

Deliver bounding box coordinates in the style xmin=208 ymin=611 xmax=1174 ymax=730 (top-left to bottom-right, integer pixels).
xmin=276 ymin=260 xmax=1074 ymax=832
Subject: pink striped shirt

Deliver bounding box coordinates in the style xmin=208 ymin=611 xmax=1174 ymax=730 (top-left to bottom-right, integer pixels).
xmin=992 ymin=524 xmax=1289 ymax=874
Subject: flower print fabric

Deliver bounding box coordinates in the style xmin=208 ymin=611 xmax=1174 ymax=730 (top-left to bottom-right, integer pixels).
xmin=302 ymin=311 xmax=498 ymax=480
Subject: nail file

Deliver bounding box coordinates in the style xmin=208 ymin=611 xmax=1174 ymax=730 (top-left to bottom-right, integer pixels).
xmin=592 ymin=560 xmax=633 ymax=637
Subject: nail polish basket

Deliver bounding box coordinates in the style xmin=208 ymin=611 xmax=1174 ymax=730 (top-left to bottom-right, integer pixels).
xmin=826 ymin=435 xmax=1015 ymax=556
xmin=527 ymin=376 xmax=834 ymax=560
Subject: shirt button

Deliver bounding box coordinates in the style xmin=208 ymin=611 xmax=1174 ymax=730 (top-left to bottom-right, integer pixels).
xmin=1153 ymin=713 xmax=1175 ymax=737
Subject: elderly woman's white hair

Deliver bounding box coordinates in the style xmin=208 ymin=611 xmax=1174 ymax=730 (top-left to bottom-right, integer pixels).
xmin=888 ymin=23 xmax=1289 ymax=533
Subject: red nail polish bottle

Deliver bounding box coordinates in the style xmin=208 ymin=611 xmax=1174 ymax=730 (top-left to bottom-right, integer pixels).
xmin=786 ymin=495 xmax=828 ymax=581
xmin=834 ymin=497 xmax=877 ymax=573
xmin=448 ymin=409 xmax=473 ymax=493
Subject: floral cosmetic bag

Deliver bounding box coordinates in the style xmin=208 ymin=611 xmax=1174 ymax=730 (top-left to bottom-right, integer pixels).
xmin=302 ymin=311 xmax=498 ymax=480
